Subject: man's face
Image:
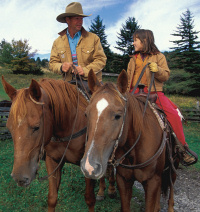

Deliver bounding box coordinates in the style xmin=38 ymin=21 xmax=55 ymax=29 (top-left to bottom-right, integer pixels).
xmin=66 ymin=16 xmax=83 ymax=33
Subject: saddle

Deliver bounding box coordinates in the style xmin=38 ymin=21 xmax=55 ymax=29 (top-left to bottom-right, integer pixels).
xmin=133 ymin=84 xmax=157 ymax=103
xmin=133 ymin=86 xmax=198 ymax=166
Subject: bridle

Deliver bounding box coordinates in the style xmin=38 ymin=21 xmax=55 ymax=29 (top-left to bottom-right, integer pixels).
xmin=29 ymin=67 xmax=90 ymax=181
xmin=29 ymin=94 xmax=45 ymax=162
xmin=108 ymin=67 xmax=168 ymax=170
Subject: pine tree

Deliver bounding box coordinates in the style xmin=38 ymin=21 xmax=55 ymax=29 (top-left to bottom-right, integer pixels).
xmin=115 ymin=17 xmax=140 ymax=55
xmin=89 ymin=15 xmax=113 ymax=72
xmin=169 ymin=9 xmax=200 ymax=96
xmin=170 ymin=9 xmax=200 ymax=72
xmin=115 ymin=17 xmax=140 ymax=71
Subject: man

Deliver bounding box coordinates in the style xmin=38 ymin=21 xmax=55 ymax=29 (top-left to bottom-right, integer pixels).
xmin=49 ymin=2 xmax=107 ymax=82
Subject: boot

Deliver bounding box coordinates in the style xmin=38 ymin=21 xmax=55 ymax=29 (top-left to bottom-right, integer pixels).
xmin=182 ymin=145 xmax=198 ymax=166
xmin=173 ymin=132 xmax=198 ymax=166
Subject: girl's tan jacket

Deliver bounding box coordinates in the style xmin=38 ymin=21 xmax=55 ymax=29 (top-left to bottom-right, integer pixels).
xmin=127 ymin=53 xmax=170 ymax=92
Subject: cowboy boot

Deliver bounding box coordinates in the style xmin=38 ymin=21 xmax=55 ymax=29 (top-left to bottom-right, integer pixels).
xmin=172 ymin=132 xmax=198 ymax=166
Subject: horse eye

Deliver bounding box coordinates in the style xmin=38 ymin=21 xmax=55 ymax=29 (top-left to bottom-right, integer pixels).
xmin=33 ymin=126 xmax=39 ymax=132
xmin=115 ymin=114 xmax=121 ymax=120
xmin=85 ymin=113 xmax=87 ymax=118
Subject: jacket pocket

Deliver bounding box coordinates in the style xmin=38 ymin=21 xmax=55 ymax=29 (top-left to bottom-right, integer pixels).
xmin=80 ymin=47 xmax=94 ymax=64
xmin=57 ymin=48 xmax=67 ymax=63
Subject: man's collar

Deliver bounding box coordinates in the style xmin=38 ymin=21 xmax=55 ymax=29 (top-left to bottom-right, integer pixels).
xmin=66 ymin=29 xmax=81 ymax=39
xmin=58 ymin=27 xmax=87 ymax=37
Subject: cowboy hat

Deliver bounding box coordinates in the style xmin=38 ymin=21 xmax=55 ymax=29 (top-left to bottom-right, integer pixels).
xmin=56 ymin=2 xmax=91 ymax=23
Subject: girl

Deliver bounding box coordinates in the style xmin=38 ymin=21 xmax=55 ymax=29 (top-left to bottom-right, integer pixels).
xmin=127 ymin=29 xmax=197 ymax=166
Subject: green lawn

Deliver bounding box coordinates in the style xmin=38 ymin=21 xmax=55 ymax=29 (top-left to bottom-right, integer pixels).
xmin=0 ymin=67 xmax=199 ymax=211
xmin=0 ymin=122 xmax=199 ymax=211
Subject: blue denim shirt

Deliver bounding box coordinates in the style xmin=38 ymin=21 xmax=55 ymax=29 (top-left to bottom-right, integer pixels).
xmin=67 ymin=29 xmax=81 ymax=66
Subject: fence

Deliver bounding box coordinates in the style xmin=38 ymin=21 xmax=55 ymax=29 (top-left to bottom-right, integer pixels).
xmin=181 ymin=108 xmax=200 ymax=122
xmin=0 ymin=98 xmax=199 ymax=140
xmin=0 ymin=101 xmax=12 ymax=140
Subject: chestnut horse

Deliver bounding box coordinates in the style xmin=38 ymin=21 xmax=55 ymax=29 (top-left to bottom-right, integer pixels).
xmin=81 ymin=70 xmax=178 ymax=212
xmin=2 ymin=76 xmax=115 ymax=211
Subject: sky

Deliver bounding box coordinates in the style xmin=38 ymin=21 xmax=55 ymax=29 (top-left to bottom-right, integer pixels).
xmin=1 ymin=0 xmax=200 ymax=59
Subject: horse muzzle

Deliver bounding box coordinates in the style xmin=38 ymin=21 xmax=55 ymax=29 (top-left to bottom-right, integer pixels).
xmin=80 ymin=156 xmax=106 ymax=180
xmin=11 ymin=158 xmax=39 ymax=187
xmin=11 ymin=172 xmax=33 ymax=187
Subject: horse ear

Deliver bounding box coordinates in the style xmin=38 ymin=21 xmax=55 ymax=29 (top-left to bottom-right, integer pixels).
xmin=1 ymin=76 xmax=17 ymax=100
xmin=88 ymin=69 xmax=101 ymax=93
xmin=117 ymin=70 xmax=128 ymax=94
xmin=29 ymin=79 xmax=42 ymax=101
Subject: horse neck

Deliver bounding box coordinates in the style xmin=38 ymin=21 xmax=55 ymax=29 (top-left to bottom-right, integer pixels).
xmin=50 ymin=87 xmax=87 ymax=135
xmin=127 ymin=94 xmax=144 ymax=138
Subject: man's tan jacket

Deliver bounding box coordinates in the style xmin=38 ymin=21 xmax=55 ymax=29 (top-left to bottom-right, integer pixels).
xmin=49 ymin=27 xmax=107 ymax=82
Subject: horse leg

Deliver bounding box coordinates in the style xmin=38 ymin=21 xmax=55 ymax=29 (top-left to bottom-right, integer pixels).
xmin=84 ymin=177 xmax=96 ymax=212
xmin=142 ymin=175 xmax=162 ymax=212
xmin=45 ymin=155 xmax=64 ymax=212
xmin=116 ymin=172 xmax=134 ymax=212
xmin=108 ymin=166 xmax=117 ymax=199
xmin=168 ymin=171 xmax=176 ymax=212
xmin=97 ymin=166 xmax=116 ymax=201
xmin=96 ymin=177 xmax=106 ymax=201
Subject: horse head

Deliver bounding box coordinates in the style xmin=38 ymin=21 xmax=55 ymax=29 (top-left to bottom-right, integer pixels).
xmin=81 ymin=70 xmax=128 ymax=179
xmin=2 ymin=76 xmax=53 ymax=187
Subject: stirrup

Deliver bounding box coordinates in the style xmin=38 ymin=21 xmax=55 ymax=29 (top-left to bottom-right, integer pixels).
xmin=181 ymin=145 xmax=198 ymax=166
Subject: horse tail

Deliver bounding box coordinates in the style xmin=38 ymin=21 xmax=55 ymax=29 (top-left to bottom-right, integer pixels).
xmin=161 ymin=161 xmax=171 ymax=197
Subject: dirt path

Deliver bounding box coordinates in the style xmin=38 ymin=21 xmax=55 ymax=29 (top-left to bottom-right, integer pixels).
xmin=135 ymin=166 xmax=200 ymax=211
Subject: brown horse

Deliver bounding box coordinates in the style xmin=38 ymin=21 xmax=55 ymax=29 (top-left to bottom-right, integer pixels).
xmin=1 ymin=76 xmax=116 ymax=211
xmin=81 ymin=70 xmax=178 ymax=212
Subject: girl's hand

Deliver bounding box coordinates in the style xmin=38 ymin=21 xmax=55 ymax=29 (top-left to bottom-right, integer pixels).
xmin=149 ymin=62 xmax=158 ymax=72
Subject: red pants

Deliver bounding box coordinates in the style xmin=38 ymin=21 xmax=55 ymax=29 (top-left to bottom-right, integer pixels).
xmin=132 ymin=87 xmax=186 ymax=145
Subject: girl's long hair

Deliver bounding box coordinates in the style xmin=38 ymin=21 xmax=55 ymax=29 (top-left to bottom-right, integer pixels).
xmin=133 ymin=29 xmax=160 ymax=55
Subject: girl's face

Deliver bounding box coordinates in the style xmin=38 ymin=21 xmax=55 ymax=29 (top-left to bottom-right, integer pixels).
xmin=133 ymin=37 xmax=143 ymax=52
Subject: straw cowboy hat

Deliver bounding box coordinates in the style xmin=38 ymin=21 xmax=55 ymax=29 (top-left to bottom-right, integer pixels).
xmin=56 ymin=2 xmax=91 ymax=23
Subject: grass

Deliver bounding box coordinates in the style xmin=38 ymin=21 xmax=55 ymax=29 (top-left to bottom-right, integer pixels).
xmin=0 ymin=138 xmax=146 ymax=211
xmin=0 ymin=66 xmax=199 ymax=211
xmin=0 ymin=67 xmax=61 ymax=101
xmin=0 ymin=122 xmax=199 ymax=211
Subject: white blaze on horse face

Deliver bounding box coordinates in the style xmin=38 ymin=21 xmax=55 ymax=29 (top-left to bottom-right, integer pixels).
xmin=96 ymin=98 xmax=109 ymax=118
xmin=84 ymin=98 xmax=109 ymax=175
xmin=17 ymin=116 xmax=23 ymax=127
xmin=85 ymin=142 xmax=94 ymax=175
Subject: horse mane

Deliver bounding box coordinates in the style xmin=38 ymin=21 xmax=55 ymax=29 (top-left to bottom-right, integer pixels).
xmin=128 ymin=94 xmax=157 ymax=134
xmin=39 ymin=78 xmax=88 ymax=125
xmin=10 ymin=78 xmax=88 ymax=126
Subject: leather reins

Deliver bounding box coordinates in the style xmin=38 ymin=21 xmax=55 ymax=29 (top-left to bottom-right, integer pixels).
xmin=34 ymin=65 xmax=89 ymax=181
xmin=109 ymin=64 xmax=168 ymax=169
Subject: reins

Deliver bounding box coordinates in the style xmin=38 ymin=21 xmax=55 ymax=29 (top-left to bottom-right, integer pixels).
xmin=37 ymin=66 xmax=89 ymax=181
xmin=109 ymin=64 xmax=168 ymax=169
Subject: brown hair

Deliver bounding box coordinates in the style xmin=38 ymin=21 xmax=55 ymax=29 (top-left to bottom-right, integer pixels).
xmin=133 ymin=29 xmax=160 ymax=55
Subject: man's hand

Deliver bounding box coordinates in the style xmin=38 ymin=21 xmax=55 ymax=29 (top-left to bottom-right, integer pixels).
xmin=149 ymin=62 xmax=158 ymax=73
xmin=72 ymin=65 xmax=84 ymax=76
xmin=61 ymin=62 xmax=73 ymax=72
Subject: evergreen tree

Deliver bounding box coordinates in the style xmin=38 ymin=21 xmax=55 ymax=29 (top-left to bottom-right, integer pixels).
xmin=115 ymin=17 xmax=140 ymax=71
xmin=89 ymin=15 xmax=113 ymax=72
xmin=169 ymin=9 xmax=200 ymax=96
xmin=115 ymin=17 xmax=140 ymax=55
xmin=170 ymin=9 xmax=200 ymax=72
